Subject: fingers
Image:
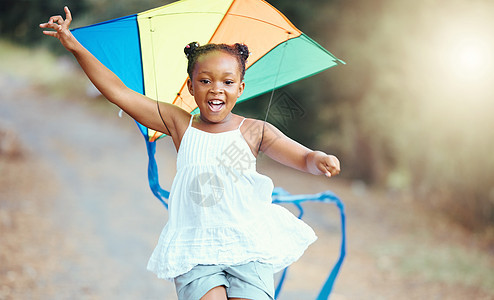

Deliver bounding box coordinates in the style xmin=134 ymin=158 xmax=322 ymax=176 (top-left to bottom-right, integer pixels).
xmin=49 ymin=15 xmax=64 ymax=25
xmin=39 ymin=6 xmax=72 ymax=33
xmin=39 ymin=21 xmax=62 ymax=35
xmin=41 ymin=30 xmax=58 ymax=37
xmin=323 ymin=155 xmax=340 ymax=178
xmin=39 ymin=22 xmax=60 ymax=33
xmin=64 ymin=6 xmax=72 ymax=23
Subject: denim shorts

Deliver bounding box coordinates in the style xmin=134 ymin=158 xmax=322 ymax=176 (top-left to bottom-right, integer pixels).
xmin=174 ymin=261 xmax=274 ymax=300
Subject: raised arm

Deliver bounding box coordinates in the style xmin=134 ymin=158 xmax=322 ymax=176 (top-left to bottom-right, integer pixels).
xmin=39 ymin=6 xmax=188 ymax=138
xmin=259 ymin=121 xmax=340 ymax=177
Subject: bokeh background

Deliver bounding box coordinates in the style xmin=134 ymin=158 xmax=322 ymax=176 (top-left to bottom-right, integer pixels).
xmin=1 ymin=0 xmax=493 ymax=299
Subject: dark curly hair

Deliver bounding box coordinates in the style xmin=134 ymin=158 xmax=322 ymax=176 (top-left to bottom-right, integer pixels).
xmin=184 ymin=42 xmax=249 ymax=80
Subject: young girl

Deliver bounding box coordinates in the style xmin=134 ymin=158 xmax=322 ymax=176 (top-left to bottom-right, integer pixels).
xmin=41 ymin=7 xmax=340 ymax=300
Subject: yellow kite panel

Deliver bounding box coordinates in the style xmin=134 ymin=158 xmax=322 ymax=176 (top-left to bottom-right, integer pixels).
xmin=137 ymin=0 xmax=234 ymax=103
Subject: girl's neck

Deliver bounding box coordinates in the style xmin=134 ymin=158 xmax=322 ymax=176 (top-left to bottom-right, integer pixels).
xmin=194 ymin=113 xmax=240 ymax=133
xmin=198 ymin=112 xmax=233 ymax=125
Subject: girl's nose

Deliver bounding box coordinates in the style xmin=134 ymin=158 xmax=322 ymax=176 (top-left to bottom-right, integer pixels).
xmin=210 ymin=82 xmax=223 ymax=94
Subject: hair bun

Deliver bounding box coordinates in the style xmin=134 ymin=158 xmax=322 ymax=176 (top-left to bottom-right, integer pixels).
xmin=234 ymin=43 xmax=249 ymax=62
xmin=184 ymin=42 xmax=200 ymax=58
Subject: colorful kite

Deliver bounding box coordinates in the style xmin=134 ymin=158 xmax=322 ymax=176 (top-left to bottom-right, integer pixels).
xmin=71 ymin=0 xmax=346 ymax=299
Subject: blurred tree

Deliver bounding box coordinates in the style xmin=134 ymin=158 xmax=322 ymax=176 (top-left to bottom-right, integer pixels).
xmin=0 ymin=0 xmax=88 ymax=45
xmin=0 ymin=0 xmax=176 ymax=45
xmin=74 ymin=0 xmax=174 ymax=26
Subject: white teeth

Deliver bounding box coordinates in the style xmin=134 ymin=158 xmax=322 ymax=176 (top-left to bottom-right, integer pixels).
xmin=210 ymin=100 xmax=224 ymax=105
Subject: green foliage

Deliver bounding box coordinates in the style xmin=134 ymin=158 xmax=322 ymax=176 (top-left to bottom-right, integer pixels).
xmin=0 ymin=0 xmax=88 ymax=44
xmin=0 ymin=0 xmax=174 ymax=45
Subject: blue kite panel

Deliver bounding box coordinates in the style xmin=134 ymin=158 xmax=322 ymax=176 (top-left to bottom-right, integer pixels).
xmin=72 ymin=15 xmax=144 ymax=94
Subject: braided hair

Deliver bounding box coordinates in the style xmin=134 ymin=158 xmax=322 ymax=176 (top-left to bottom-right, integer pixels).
xmin=184 ymin=42 xmax=249 ymax=80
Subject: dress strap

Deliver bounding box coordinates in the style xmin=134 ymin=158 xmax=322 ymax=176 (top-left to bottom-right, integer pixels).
xmin=238 ymin=118 xmax=247 ymax=129
xmin=188 ymin=114 xmax=194 ymax=127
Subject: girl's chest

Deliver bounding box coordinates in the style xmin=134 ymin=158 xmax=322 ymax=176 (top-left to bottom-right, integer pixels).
xmin=179 ymin=129 xmax=256 ymax=167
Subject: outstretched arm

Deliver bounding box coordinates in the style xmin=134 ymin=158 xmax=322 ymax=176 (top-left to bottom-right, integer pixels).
xmin=260 ymin=122 xmax=340 ymax=177
xmin=39 ymin=6 xmax=187 ymax=137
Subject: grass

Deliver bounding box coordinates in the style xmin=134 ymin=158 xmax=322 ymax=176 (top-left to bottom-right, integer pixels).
xmin=0 ymin=39 xmax=90 ymax=99
xmin=0 ymin=39 xmax=121 ymax=118
xmin=373 ymin=239 xmax=494 ymax=295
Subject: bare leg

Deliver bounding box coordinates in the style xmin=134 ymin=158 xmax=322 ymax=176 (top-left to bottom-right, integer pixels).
xmin=200 ymin=285 xmax=228 ymax=300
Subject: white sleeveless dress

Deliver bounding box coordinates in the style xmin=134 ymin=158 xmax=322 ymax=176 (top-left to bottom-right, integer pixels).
xmin=147 ymin=116 xmax=317 ymax=280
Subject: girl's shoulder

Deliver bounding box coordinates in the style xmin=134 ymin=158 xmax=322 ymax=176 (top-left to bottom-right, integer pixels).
xmin=239 ymin=117 xmax=263 ymax=136
xmin=240 ymin=118 xmax=282 ymax=139
xmin=239 ymin=117 xmax=281 ymax=157
xmin=240 ymin=118 xmax=292 ymax=156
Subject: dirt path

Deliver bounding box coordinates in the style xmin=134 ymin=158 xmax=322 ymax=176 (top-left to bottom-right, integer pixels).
xmin=1 ymin=73 xmax=493 ymax=299
xmin=0 ymin=75 xmax=177 ymax=299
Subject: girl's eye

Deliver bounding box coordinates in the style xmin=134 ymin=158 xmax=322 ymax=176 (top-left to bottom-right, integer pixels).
xmin=225 ymin=80 xmax=234 ymax=85
xmin=200 ymin=79 xmax=211 ymax=84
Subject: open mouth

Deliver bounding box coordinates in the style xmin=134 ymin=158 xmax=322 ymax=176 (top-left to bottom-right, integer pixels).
xmin=208 ymin=100 xmax=225 ymax=112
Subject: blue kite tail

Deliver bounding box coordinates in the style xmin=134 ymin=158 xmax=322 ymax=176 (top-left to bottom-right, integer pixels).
xmin=144 ymin=138 xmax=170 ymax=208
xmin=272 ymin=188 xmax=346 ymax=300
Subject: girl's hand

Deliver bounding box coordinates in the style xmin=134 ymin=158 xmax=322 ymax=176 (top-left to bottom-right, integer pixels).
xmin=307 ymin=151 xmax=341 ymax=178
xmin=39 ymin=6 xmax=78 ymax=52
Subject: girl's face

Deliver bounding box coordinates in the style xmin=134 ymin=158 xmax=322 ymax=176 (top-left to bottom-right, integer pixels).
xmin=187 ymin=51 xmax=245 ymax=124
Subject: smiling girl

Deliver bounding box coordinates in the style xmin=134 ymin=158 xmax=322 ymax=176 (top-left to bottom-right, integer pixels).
xmin=40 ymin=7 xmax=340 ymax=300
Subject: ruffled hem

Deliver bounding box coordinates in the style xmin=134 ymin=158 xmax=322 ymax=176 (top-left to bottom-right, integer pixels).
xmin=147 ymin=237 xmax=316 ymax=281
xmin=147 ymin=205 xmax=317 ymax=280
